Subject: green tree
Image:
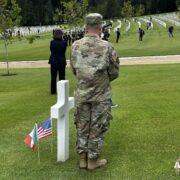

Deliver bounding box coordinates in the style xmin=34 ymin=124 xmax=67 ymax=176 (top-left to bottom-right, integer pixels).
xmin=17 ymin=0 xmax=34 ymax=25
xmin=176 ymin=0 xmax=180 ymax=18
xmin=105 ymin=0 xmax=120 ymax=18
xmin=62 ymin=0 xmax=88 ymax=27
xmin=53 ymin=8 xmax=61 ymax=24
xmin=135 ymin=4 xmax=145 ymax=16
xmin=121 ymin=1 xmax=134 ymax=18
xmin=177 ymin=0 xmax=180 ymax=6
xmin=44 ymin=0 xmax=54 ymax=25
xmin=0 ymin=0 xmax=21 ymax=75
xmin=89 ymin=0 xmax=107 ymax=17
xmin=13 ymin=0 xmax=179 ymax=26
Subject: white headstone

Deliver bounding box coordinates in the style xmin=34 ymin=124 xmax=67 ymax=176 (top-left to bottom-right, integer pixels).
xmin=51 ymin=80 xmax=74 ymax=162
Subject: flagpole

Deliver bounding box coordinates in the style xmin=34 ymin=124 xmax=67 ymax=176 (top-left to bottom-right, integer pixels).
xmin=37 ymin=141 xmax=41 ymax=165
xmin=50 ymin=117 xmax=53 ymax=153
xmin=36 ymin=123 xmax=41 ymax=165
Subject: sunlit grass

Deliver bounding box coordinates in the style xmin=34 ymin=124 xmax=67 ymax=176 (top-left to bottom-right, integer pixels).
xmin=1 ymin=65 xmax=180 ymax=179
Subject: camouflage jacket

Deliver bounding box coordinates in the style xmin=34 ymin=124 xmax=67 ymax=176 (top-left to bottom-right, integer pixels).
xmin=70 ymin=33 xmax=119 ymax=104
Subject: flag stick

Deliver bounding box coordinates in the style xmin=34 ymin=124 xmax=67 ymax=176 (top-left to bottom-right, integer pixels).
xmin=36 ymin=122 xmax=41 ymax=165
xmin=37 ymin=141 xmax=41 ymax=165
xmin=50 ymin=117 xmax=53 ymax=153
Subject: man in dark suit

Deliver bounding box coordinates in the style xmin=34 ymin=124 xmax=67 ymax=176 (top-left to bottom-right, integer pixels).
xmin=139 ymin=28 xmax=145 ymax=41
xmin=49 ymin=29 xmax=67 ymax=94
xmin=116 ymin=28 xmax=120 ymax=43
xmin=168 ymin=26 xmax=174 ymax=38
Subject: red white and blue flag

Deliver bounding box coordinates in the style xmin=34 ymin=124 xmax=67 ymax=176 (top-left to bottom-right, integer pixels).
xmin=24 ymin=123 xmax=38 ymax=151
xmin=38 ymin=118 xmax=52 ymax=140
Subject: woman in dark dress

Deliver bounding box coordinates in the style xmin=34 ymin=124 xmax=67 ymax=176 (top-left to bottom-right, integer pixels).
xmin=49 ymin=29 xmax=67 ymax=94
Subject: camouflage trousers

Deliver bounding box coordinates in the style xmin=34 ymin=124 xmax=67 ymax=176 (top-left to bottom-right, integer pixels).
xmin=74 ymin=100 xmax=112 ymax=159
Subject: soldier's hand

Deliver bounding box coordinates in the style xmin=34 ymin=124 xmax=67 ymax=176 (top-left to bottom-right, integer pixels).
xmin=116 ymin=57 xmax=120 ymax=64
xmin=112 ymin=54 xmax=119 ymax=64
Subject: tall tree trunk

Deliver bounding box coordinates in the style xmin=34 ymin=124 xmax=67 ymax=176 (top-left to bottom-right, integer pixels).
xmin=4 ymin=38 xmax=10 ymax=76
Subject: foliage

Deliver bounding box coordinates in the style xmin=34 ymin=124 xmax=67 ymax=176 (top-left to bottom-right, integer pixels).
xmin=121 ymin=1 xmax=134 ymax=18
xmin=17 ymin=0 xmax=54 ymax=26
xmin=105 ymin=0 xmax=120 ymax=18
xmin=61 ymin=0 xmax=88 ymax=26
xmin=0 ymin=0 xmax=21 ymax=75
xmin=53 ymin=8 xmax=61 ymax=24
xmin=14 ymin=0 xmax=179 ymax=26
xmin=177 ymin=0 xmax=180 ymax=6
xmin=135 ymin=4 xmax=145 ymax=17
xmin=44 ymin=0 xmax=54 ymax=25
xmin=89 ymin=0 xmax=107 ymax=17
xmin=26 ymin=35 xmax=36 ymax=44
xmin=0 ymin=0 xmax=21 ymax=34
xmin=177 ymin=0 xmax=180 ymax=18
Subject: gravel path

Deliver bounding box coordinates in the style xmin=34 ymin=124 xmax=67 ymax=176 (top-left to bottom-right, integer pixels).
xmin=0 ymin=55 xmax=180 ymax=69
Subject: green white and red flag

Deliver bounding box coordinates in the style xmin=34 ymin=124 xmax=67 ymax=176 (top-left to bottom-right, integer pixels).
xmin=24 ymin=123 xmax=38 ymax=151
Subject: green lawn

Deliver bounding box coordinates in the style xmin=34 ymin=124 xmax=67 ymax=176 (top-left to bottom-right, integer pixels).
xmin=1 ymin=65 xmax=180 ymax=179
xmin=0 ymin=18 xmax=180 ymax=61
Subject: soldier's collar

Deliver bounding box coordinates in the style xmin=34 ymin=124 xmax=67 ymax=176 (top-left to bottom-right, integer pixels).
xmin=85 ymin=33 xmax=100 ymax=38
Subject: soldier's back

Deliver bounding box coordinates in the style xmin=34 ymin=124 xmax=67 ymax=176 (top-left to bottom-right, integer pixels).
xmin=71 ymin=34 xmax=112 ymax=103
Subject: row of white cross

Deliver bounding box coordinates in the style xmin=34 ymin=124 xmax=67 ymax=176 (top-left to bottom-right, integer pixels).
xmin=113 ymin=13 xmax=179 ymax=33
xmin=12 ymin=25 xmax=60 ymax=37
xmin=114 ymin=19 xmax=122 ymax=32
xmin=10 ymin=13 xmax=179 ymax=38
xmin=152 ymin=16 xmax=167 ymax=28
xmin=125 ymin=20 xmax=131 ymax=31
xmin=136 ymin=21 xmax=141 ymax=28
xmin=158 ymin=16 xmax=180 ymax=27
xmin=10 ymin=25 xmax=85 ymax=37
xmin=139 ymin=17 xmax=154 ymax=29
xmin=113 ymin=19 xmax=131 ymax=32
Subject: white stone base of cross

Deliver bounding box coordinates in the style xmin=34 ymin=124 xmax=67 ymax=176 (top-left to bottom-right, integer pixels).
xmin=51 ymin=80 xmax=74 ymax=162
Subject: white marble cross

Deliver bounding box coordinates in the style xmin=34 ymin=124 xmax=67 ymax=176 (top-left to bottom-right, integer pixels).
xmin=51 ymin=80 xmax=74 ymax=162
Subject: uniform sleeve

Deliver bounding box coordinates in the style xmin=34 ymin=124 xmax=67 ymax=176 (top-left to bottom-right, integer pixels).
xmin=107 ymin=44 xmax=120 ymax=82
xmin=70 ymin=43 xmax=77 ymax=76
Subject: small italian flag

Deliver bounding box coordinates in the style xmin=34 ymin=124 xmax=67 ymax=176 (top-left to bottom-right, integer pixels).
xmin=24 ymin=123 xmax=38 ymax=151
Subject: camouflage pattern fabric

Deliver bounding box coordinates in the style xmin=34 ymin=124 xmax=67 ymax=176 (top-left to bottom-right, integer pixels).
xmin=74 ymin=100 xmax=112 ymax=159
xmin=70 ymin=33 xmax=119 ymax=104
xmin=70 ymin=33 xmax=119 ymax=159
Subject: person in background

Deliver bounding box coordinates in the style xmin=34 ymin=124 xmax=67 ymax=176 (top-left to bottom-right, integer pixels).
xmin=168 ymin=26 xmax=174 ymax=38
xmin=48 ymin=29 xmax=67 ymax=94
xmin=116 ymin=28 xmax=120 ymax=43
xmin=139 ymin=28 xmax=145 ymax=41
xmin=67 ymin=32 xmax=72 ymax=46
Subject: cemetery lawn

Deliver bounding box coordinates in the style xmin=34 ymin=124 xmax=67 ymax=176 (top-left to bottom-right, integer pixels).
xmin=1 ymin=64 xmax=180 ymax=179
xmin=0 ymin=20 xmax=180 ymax=61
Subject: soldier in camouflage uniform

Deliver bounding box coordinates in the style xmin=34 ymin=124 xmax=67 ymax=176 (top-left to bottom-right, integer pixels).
xmin=70 ymin=13 xmax=119 ymax=170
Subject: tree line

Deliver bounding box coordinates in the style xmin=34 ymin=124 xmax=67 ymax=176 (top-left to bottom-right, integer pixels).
xmin=7 ymin=0 xmax=180 ymax=26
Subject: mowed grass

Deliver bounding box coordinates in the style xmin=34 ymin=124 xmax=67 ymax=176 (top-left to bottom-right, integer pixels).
xmin=0 ymin=18 xmax=180 ymax=61
xmin=110 ymin=19 xmax=180 ymax=57
xmin=1 ymin=64 xmax=180 ymax=179
xmin=0 ymin=33 xmax=52 ymax=61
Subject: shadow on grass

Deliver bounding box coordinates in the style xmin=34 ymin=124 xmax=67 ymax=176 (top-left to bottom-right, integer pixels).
xmin=1 ymin=73 xmax=18 ymax=76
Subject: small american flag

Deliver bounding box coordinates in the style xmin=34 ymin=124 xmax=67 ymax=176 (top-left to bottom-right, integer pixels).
xmin=38 ymin=118 xmax=52 ymax=140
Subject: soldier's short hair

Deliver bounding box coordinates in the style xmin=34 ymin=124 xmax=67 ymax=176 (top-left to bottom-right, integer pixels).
xmin=85 ymin=13 xmax=103 ymax=26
